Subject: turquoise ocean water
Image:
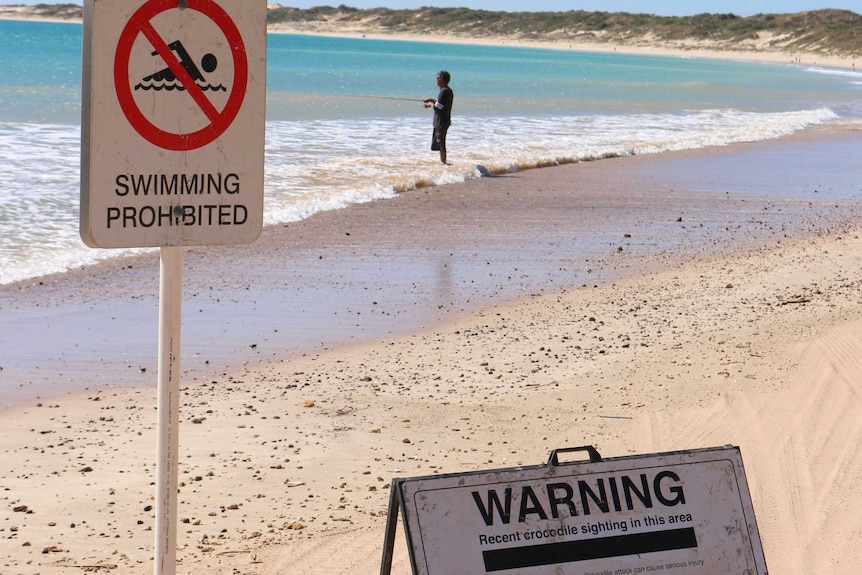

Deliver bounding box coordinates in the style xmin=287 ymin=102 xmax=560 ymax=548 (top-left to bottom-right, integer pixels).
xmin=2 ymin=18 xmax=862 ymax=285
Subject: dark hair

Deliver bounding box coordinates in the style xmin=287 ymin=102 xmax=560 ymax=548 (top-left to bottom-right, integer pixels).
xmin=437 ymin=70 xmax=451 ymax=83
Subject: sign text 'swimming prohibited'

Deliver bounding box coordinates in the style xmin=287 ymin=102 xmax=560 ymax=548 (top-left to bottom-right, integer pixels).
xmin=81 ymin=0 xmax=266 ymax=248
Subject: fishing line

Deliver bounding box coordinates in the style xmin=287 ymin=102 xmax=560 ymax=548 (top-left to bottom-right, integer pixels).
xmin=347 ymin=94 xmax=426 ymax=103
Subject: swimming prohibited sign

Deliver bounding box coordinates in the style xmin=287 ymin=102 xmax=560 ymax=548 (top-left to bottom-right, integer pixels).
xmin=380 ymin=446 xmax=768 ymax=575
xmin=81 ymin=0 xmax=266 ymax=248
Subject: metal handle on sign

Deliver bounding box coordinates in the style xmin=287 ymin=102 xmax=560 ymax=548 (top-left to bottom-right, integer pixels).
xmin=548 ymin=446 xmax=602 ymax=466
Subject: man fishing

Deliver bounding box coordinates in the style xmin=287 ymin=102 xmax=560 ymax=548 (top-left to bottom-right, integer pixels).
xmin=424 ymin=70 xmax=453 ymax=164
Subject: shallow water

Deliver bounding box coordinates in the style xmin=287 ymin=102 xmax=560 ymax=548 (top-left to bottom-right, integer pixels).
xmin=2 ymin=19 xmax=862 ymax=284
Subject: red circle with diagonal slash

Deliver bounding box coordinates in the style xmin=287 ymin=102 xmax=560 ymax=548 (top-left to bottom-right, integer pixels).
xmin=114 ymin=0 xmax=248 ymax=151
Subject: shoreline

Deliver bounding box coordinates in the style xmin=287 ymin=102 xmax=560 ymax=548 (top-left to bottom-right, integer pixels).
xmin=3 ymin=128 xmax=862 ymax=409
xmin=266 ymin=25 xmax=860 ymax=70
xmin=0 ymin=7 xmax=857 ymax=70
xmin=2 ymin=131 xmax=862 ymax=572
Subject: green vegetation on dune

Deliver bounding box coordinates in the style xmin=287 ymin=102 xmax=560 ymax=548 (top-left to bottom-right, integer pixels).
xmin=266 ymin=5 xmax=862 ymax=57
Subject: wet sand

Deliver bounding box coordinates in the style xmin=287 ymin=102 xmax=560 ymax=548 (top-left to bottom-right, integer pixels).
xmin=3 ymin=131 xmax=862 ymax=406
xmin=2 ymin=130 xmax=862 ymax=574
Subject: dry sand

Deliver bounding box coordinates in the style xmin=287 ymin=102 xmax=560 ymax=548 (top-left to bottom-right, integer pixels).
xmin=3 ymin=131 xmax=862 ymax=574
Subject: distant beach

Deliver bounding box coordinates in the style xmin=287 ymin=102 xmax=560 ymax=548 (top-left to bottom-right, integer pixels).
xmin=266 ymin=24 xmax=860 ymax=70
xmin=0 ymin=3 xmax=858 ymax=69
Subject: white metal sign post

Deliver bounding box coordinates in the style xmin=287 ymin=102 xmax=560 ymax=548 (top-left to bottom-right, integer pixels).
xmin=81 ymin=1 xmax=266 ymax=574
xmin=381 ymin=446 xmax=768 ymax=575
xmin=156 ymin=246 xmax=183 ymax=574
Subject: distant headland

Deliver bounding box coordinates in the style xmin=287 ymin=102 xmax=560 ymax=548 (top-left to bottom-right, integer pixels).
xmin=2 ymin=3 xmax=860 ymax=69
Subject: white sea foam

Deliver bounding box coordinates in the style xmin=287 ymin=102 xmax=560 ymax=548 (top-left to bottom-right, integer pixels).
xmin=804 ymin=66 xmax=862 ymax=79
xmin=0 ymin=106 xmax=847 ymax=285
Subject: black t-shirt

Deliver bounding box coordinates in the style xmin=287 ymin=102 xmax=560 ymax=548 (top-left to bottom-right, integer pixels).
xmin=433 ymin=86 xmax=453 ymax=129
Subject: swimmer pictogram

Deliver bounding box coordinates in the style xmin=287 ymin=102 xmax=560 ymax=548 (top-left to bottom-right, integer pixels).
xmin=114 ymin=0 xmax=248 ymax=151
xmin=135 ymin=40 xmax=226 ymax=93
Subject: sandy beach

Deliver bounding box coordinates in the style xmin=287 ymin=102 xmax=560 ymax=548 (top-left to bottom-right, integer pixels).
xmin=3 ymin=124 xmax=862 ymax=574
xmin=3 ymin=7 xmax=862 ymax=572
xmin=265 ymin=25 xmax=861 ymax=71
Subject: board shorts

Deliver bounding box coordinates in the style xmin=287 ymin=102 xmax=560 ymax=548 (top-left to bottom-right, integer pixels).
xmin=431 ymin=126 xmax=448 ymax=151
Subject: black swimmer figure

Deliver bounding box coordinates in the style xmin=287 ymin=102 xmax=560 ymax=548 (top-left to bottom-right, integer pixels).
xmin=139 ymin=40 xmax=217 ymax=85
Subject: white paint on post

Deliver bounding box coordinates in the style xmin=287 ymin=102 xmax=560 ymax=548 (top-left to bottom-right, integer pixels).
xmin=155 ymin=246 xmax=183 ymax=575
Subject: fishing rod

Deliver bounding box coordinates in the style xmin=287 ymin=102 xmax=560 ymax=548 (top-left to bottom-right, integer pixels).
xmin=348 ymin=94 xmax=427 ymax=103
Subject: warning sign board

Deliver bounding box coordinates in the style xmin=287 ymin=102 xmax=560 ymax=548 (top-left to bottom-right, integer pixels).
xmin=81 ymin=0 xmax=266 ymax=248
xmin=383 ymin=446 xmax=768 ymax=575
